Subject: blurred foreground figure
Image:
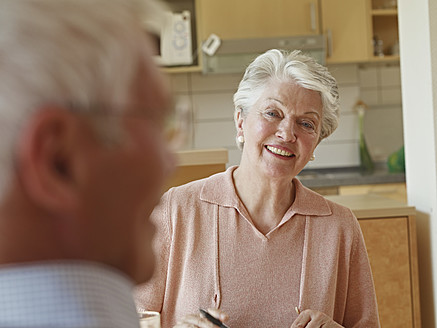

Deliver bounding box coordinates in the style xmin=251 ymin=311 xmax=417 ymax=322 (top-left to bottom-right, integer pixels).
xmin=0 ymin=0 xmax=174 ymax=327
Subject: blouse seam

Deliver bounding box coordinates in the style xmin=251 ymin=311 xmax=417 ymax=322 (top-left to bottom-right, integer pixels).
xmin=213 ymin=204 xmax=221 ymax=308
xmin=298 ymin=215 xmax=310 ymax=312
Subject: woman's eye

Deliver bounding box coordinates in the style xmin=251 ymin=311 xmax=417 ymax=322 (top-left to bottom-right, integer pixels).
xmin=301 ymin=121 xmax=315 ymax=130
xmin=265 ymin=110 xmax=279 ymax=118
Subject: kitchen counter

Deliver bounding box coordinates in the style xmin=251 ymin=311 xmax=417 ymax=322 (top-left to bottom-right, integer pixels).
xmin=297 ymin=164 xmax=405 ymax=189
xmin=325 ymin=193 xmax=414 ymax=218
xmin=164 ymin=148 xmax=228 ymax=190
xmin=176 ymin=148 xmax=228 ymax=166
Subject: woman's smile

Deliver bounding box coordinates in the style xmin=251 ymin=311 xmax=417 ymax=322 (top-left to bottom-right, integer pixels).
xmin=265 ymin=145 xmax=295 ymax=158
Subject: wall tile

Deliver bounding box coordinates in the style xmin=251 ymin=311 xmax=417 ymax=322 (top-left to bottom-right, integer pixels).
xmin=327 ymin=64 xmax=359 ymax=85
xmin=169 ymin=73 xmax=190 ymax=93
xmin=307 ymin=141 xmax=360 ymax=168
xmin=194 ymin=120 xmax=236 ymax=149
xmin=173 ymin=94 xmax=194 ymax=149
xmin=190 ymin=72 xmax=242 ymax=92
xmin=358 ymin=66 xmax=378 ymax=88
xmin=381 ymin=87 xmax=402 ymax=105
xmin=227 ymin=147 xmax=242 ymax=167
xmin=360 ymin=88 xmax=380 ymax=106
xmin=364 ymin=106 xmax=404 ymax=162
xmin=380 ymin=66 xmax=401 ymax=87
xmin=176 ymin=66 xmax=403 ymax=169
xmin=192 ymin=92 xmax=234 ymax=120
xmin=328 ymin=113 xmax=359 ymax=142
xmin=338 ymin=85 xmax=360 ymax=113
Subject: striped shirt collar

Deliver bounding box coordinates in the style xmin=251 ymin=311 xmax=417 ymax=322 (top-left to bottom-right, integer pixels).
xmin=0 ymin=260 xmax=140 ymax=327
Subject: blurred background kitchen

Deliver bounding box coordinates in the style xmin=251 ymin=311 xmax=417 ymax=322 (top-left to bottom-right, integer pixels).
xmin=153 ymin=0 xmax=437 ymax=327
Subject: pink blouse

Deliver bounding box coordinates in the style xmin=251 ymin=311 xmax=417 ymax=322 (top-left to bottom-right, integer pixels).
xmin=135 ymin=166 xmax=380 ymax=328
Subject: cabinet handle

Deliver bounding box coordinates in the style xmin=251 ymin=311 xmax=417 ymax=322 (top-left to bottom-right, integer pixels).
xmin=327 ymin=28 xmax=333 ymax=58
xmin=310 ymin=2 xmax=316 ymax=32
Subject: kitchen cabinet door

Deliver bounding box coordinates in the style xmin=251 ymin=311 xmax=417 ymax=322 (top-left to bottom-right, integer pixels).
xmin=326 ymin=194 xmax=421 ymax=327
xmin=321 ymin=0 xmax=372 ymax=63
xmin=359 ymin=217 xmax=421 ymax=328
xmin=198 ymin=0 xmax=319 ymax=41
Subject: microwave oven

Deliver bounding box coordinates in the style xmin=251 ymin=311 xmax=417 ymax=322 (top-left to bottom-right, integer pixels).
xmin=155 ymin=11 xmax=193 ymax=66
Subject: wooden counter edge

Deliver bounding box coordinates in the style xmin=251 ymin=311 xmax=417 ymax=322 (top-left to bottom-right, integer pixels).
xmin=326 ymin=194 xmax=416 ymax=219
xmin=176 ymin=148 xmax=228 ymax=166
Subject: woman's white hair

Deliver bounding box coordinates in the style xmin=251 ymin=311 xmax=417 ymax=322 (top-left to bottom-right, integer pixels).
xmin=0 ymin=0 xmax=165 ymax=194
xmin=233 ymin=49 xmax=340 ymax=149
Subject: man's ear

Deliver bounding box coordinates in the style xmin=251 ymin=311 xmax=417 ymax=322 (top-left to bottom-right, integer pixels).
xmin=15 ymin=107 xmax=82 ymax=213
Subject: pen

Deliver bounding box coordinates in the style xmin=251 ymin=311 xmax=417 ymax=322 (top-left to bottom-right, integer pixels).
xmin=199 ymin=308 xmax=229 ymax=328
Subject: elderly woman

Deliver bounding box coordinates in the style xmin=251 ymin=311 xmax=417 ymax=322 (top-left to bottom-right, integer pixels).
xmin=135 ymin=49 xmax=380 ymax=328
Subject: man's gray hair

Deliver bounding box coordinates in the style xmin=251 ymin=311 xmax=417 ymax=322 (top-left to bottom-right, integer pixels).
xmin=233 ymin=49 xmax=340 ymax=149
xmin=0 ymin=0 xmax=165 ymax=193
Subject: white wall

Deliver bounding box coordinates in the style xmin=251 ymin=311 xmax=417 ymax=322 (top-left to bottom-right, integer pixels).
xmin=169 ymin=63 xmax=404 ymax=170
xmin=398 ymin=0 xmax=437 ymax=326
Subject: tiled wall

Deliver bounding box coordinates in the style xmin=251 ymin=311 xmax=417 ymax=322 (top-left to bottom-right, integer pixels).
xmin=169 ymin=62 xmax=404 ymax=169
xmin=358 ymin=64 xmax=404 ymax=163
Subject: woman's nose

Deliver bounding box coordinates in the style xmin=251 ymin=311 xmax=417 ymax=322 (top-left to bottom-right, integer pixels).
xmin=276 ymin=120 xmax=297 ymax=142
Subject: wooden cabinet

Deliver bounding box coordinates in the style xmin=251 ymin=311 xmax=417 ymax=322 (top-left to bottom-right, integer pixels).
xmin=360 ymin=217 xmax=418 ymax=327
xmin=327 ymin=194 xmax=421 ymax=328
xmin=321 ymin=0 xmax=372 ymax=63
xmin=198 ymin=0 xmax=319 ymax=41
xmin=320 ymin=0 xmax=400 ymax=63
xmin=370 ymin=0 xmax=399 ymax=61
xmin=161 ymin=0 xmax=401 ymax=72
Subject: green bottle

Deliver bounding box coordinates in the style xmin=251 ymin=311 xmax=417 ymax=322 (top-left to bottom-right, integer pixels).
xmin=357 ymin=101 xmax=374 ymax=174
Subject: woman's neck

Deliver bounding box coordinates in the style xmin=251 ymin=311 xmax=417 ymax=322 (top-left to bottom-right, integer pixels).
xmin=232 ymin=166 xmax=296 ymax=234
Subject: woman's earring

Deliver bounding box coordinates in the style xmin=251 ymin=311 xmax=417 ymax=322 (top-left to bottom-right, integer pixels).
xmin=310 ymin=154 xmax=315 ymax=161
xmin=237 ymin=135 xmax=244 ymax=143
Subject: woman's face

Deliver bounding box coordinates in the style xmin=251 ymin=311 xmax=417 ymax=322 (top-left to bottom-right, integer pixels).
xmin=238 ymin=79 xmax=323 ymax=180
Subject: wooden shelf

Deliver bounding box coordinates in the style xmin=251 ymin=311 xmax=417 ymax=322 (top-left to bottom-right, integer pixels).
xmin=161 ymin=0 xmax=202 ymax=74
xmin=372 ymin=9 xmax=398 ymax=16
xmin=369 ymin=55 xmax=400 ymax=62
xmin=161 ymin=64 xmax=202 ymax=74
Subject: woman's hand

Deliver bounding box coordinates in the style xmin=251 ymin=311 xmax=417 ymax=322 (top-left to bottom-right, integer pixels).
xmin=173 ymin=308 xmax=229 ymax=328
xmin=291 ymin=309 xmax=343 ymax=328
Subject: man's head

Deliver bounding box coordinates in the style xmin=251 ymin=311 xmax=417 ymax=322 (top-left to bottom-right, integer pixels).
xmin=0 ymin=0 xmax=174 ymax=283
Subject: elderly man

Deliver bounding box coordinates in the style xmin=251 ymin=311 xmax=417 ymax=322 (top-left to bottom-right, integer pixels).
xmin=0 ymin=0 xmax=174 ymax=327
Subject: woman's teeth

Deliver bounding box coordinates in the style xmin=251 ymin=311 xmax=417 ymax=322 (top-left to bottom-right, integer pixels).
xmin=266 ymin=146 xmax=293 ymax=157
